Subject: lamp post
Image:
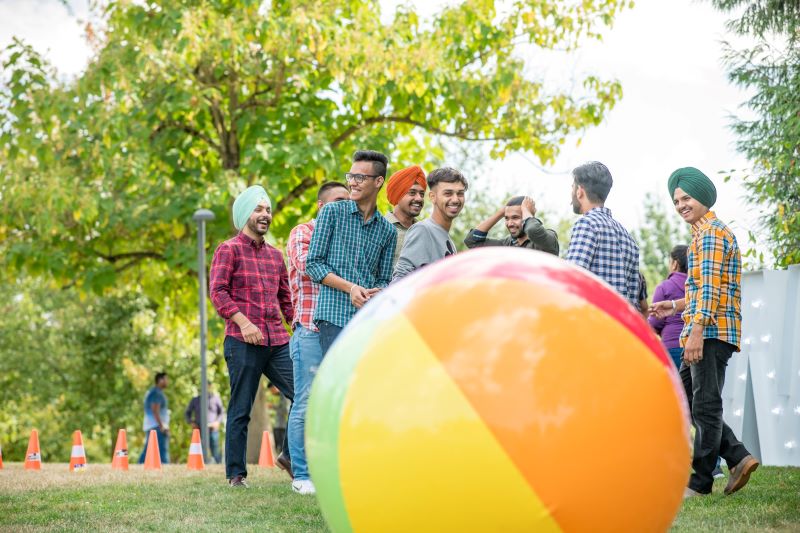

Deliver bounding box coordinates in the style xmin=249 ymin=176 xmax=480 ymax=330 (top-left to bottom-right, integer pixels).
xmin=193 ymin=208 xmax=215 ymax=462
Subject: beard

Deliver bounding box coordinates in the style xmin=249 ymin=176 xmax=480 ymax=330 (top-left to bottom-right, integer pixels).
xmin=571 ymin=193 xmax=581 ymax=215
xmin=247 ymin=217 xmax=270 ymax=235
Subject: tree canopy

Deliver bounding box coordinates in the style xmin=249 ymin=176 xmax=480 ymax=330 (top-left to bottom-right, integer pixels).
xmin=1 ymin=0 xmax=629 ymax=299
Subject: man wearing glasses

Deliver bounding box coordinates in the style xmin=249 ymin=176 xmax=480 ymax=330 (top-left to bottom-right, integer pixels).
xmin=306 ymin=150 xmax=397 ymax=355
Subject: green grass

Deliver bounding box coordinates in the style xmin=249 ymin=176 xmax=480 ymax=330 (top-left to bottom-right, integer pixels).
xmin=1 ymin=463 xmax=798 ymax=532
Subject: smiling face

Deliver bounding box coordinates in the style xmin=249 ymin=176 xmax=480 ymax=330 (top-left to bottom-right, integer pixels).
xmin=504 ymin=205 xmax=525 ymax=239
xmin=246 ymin=200 xmax=272 ymax=236
xmin=396 ymin=183 xmax=425 ymax=218
xmin=430 ymin=181 xmax=466 ymax=221
xmin=347 ymin=161 xmax=385 ymax=203
xmin=672 ymin=186 xmax=709 ymax=225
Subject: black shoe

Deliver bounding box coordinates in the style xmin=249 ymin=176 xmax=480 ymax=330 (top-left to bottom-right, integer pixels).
xmin=229 ymin=475 xmax=249 ymax=488
xmin=276 ymin=453 xmax=293 ymax=479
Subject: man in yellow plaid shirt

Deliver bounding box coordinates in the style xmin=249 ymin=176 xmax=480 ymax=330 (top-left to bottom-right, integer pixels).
xmin=652 ymin=167 xmax=759 ymax=499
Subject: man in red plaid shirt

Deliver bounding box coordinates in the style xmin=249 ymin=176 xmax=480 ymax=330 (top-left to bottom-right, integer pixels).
xmin=209 ymin=185 xmax=295 ymax=488
xmin=285 ymin=181 xmax=350 ymax=495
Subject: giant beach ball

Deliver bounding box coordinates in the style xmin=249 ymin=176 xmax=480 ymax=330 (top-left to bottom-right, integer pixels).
xmin=307 ymin=248 xmax=690 ymax=532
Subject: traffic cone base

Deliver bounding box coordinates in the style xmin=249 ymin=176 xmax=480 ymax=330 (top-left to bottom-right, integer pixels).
xmin=187 ymin=428 xmax=205 ymax=471
xmin=111 ymin=429 xmax=129 ymax=471
xmin=24 ymin=430 xmax=42 ymax=470
xmin=69 ymin=430 xmax=87 ymax=472
xmin=258 ymin=430 xmax=276 ymax=468
xmin=143 ymin=429 xmax=162 ymax=470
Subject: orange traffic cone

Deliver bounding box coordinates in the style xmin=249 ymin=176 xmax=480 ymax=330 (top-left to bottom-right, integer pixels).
xmin=187 ymin=429 xmax=205 ymax=470
xmin=69 ymin=430 xmax=87 ymax=472
xmin=258 ymin=430 xmax=275 ymax=467
xmin=0 ymin=441 xmax=4 ymax=469
xmin=111 ymin=429 xmax=129 ymax=471
xmin=24 ymin=429 xmax=41 ymax=470
xmin=142 ymin=429 xmax=162 ymax=471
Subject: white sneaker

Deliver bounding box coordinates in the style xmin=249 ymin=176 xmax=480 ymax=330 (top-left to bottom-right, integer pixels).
xmin=292 ymin=479 xmax=316 ymax=495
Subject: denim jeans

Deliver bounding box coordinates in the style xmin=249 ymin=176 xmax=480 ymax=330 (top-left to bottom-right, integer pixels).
xmin=680 ymin=339 xmax=749 ymax=493
xmin=317 ymin=320 xmax=344 ymax=356
xmin=667 ymin=347 xmax=683 ymax=370
xmin=223 ymin=336 xmax=294 ymax=480
xmin=138 ymin=427 xmax=169 ymax=464
xmin=287 ymin=324 xmax=325 ymax=481
xmin=209 ymin=428 xmax=222 ymax=464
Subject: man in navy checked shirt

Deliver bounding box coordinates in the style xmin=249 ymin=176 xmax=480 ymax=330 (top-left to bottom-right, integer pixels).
xmin=306 ymin=150 xmax=397 ymax=354
xmin=565 ymin=161 xmax=641 ymax=308
xmin=210 ymin=185 xmax=295 ymax=488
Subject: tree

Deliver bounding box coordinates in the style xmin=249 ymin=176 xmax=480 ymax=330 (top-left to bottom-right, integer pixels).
xmin=0 ymin=0 xmax=630 ymax=300
xmin=709 ymin=0 xmax=800 ymax=266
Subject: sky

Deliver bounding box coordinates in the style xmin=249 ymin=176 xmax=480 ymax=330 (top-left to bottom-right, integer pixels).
xmin=0 ymin=0 xmax=764 ymax=257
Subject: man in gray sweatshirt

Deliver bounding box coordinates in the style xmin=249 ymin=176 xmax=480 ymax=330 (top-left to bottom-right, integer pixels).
xmin=392 ymin=167 xmax=468 ymax=281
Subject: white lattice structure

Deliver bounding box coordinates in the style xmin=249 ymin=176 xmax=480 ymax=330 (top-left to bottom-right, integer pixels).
xmin=722 ymin=264 xmax=800 ymax=466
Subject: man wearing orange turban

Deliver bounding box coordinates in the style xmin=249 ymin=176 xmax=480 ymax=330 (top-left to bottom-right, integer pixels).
xmin=385 ymin=165 xmax=427 ymax=267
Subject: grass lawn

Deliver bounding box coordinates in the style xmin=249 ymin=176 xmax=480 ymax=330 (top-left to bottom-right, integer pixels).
xmin=1 ymin=463 xmax=798 ymax=532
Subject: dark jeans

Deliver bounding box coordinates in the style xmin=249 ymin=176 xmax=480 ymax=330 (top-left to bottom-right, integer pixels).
xmin=317 ymin=320 xmax=344 ymax=355
xmin=680 ymin=339 xmax=749 ymax=493
xmin=209 ymin=428 xmax=222 ymax=464
xmin=223 ymin=336 xmax=294 ymax=480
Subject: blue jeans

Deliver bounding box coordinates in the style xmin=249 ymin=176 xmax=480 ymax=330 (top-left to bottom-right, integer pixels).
xmin=667 ymin=347 xmax=683 ymax=369
xmin=209 ymin=428 xmax=222 ymax=464
xmin=223 ymin=336 xmax=294 ymax=480
xmin=288 ymin=324 xmax=325 ymax=480
xmin=138 ymin=427 xmax=169 ymax=464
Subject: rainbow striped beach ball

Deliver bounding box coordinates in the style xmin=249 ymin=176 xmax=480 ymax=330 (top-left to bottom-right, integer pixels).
xmin=307 ymin=248 xmax=690 ymax=532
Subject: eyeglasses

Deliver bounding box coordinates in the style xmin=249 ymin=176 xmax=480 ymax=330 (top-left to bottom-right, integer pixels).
xmin=345 ymin=173 xmax=380 ymax=184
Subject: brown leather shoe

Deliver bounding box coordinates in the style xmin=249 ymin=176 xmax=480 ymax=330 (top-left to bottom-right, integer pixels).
xmin=229 ymin=475 xmax=249 ymax=488
xmin=724 ymin=455 xmax=759 ymax=495
xmin=276 ymin=452 xmax=293 ymax=479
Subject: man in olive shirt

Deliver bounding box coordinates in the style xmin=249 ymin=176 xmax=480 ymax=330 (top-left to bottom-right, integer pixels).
xmin=463 ymin=196 xmax=559 ymax=254
xmin=384 ymin=165 xmax=426 ymax=267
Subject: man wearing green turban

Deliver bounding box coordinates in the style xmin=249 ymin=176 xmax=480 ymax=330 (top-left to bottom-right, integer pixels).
xmin=653 ymin=167 xmax=758 ymax=499
xmin=209 ymin=184 xmax=296 ymax=487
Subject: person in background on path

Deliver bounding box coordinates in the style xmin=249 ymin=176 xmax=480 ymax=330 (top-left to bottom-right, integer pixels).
xmin=138 ymin=371 xmax=170 ymax=464
xmin=285 ymin=180 xmax=350 ymax=495
xmin=565 ymin=161 xmax=641 ymax=308
xmin=384 ymin=165 xmax=427 ymax=268
xmin=209 ymin=185 xmax=295 ymax=488
xmin=653 ymin=167 xmax=758 ymax=498
xmin=306 ymin=150 xmax=397 ymax=355
xmin=463 ymin=196 xmax=559 ymax=254
xmin=184 ymin=391 xmax=225 ymax=464
xmin=648 ymin=245 xmax=689 ymax=369
xmin=392 ymin=167 xmax=467 ymax=281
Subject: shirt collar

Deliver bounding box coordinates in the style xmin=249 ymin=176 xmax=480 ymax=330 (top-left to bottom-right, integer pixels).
xmin=586 ymin=206 xmax=612 ymax=217
xmin=691 ymin=210 xmax=717 ymax=233
xmin=349 ymin=200 xmax=382 ymax=224
xmin=236 ymin=231 xmax=266 ymax=249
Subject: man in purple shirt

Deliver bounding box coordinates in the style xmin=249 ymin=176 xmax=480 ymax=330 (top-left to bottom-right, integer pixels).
xmin=648 ymin=245 xmax=688 ymax=368
xmin=210 ymin=185 xmax=295 ymax=488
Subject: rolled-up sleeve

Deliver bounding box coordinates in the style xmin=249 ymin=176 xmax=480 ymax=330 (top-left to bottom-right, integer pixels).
xmin=209 ymin=243 xmax=240 ymax=319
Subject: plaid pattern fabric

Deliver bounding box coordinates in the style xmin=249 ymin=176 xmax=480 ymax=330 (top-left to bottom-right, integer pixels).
xmin=286 ymin=219 xmax=319 ymax=332
xmin=209 ymin=232 xmax=293 ymax=346
xmin=306 ymin=200 xmax=397 ymax=328
xmin=681 ymin=211 xmax=742 ymax=350
xmin=565 ymin=207 xmax=641 ymax=307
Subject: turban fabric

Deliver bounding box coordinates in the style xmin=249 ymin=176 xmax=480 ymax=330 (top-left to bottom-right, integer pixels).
xmin=233 ymin=185 xmax=271 ymax=230
xmin=667 ymin=167 xmax=717 ymax=208
xmin=386 ymin=165 xmax=427 ymax=206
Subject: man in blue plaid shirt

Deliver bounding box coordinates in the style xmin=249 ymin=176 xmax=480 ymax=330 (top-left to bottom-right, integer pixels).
xmin=565 ymin=161 xmax=641 ymax=308
xmin=306 ymin=150 xmax=397 ymax=354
